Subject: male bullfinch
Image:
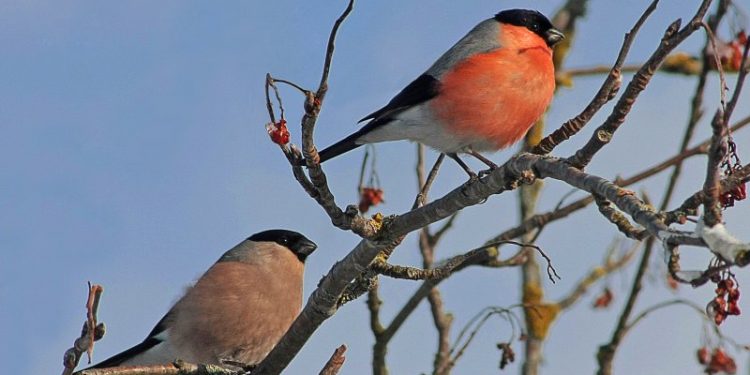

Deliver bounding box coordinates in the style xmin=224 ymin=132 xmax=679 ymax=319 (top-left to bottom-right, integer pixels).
xmin=82 ymin=229 xmax=317 ymax=371
xmin=317 ymin=9 xmax=564 ymax=175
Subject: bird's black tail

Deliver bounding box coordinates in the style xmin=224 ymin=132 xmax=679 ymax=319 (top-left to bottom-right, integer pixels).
xmin=77 ymin=315 xmax=169 ymax=373
xmin=76 ymin=338 xmax=160 ymax=372
xmin=317 ymin=131 xmax=365 ymax=163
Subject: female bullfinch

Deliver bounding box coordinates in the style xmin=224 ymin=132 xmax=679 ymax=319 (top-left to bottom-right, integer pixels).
xmin=317 ymin=9 xmax=564 ymax=175
xmin=81 ymin=229 xmax=317 ymax=371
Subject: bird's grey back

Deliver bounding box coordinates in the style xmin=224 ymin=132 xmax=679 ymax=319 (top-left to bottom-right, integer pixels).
xmin=217 ymin=239 xmax=257 ymax=263
xmin=217 ymin=240 xmax=287 ymax=265
xmin=425 ymin=18 xmax=501 ymax=78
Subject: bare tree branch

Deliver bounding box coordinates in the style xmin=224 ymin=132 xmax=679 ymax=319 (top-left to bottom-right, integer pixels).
xmin=596 ymin=4 xmax=734 ymax=370
xmin=569 ymin=0 xmax=714 ymax=168
xmin=78 ymin=362 xmax=236 ymax=375
xmin=594 ymin=195 xmax=647 ymax=240
xmin=533 ymin=0 xmax=659 ymax=155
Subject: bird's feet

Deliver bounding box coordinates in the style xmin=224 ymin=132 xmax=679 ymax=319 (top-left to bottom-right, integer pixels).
xmin=477 ymin=167 xmax=496 ymax=178
xmin=447 ymin=153 xmax=478 ymax=181
xmin=468 ymin=150 xmax=498 ymax=169
xmin=466 ymin=150 xmax=500 ymax=178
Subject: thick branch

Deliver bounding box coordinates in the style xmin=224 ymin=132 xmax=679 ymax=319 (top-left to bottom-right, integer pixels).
xmin=78 ymin=362 xmax=236 ymax=375
xmin=257 ymin=148 xmax=750 ymax=373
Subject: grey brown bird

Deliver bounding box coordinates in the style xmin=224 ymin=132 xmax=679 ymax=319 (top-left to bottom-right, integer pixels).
xmin=84 ymin=229 xmax=317 ymax=370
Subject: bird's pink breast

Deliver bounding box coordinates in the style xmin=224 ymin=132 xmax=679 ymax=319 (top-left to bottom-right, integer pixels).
xmin=430 ymin=26 xmax=555 ymax=150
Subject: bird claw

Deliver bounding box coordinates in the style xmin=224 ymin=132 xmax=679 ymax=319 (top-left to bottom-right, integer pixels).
xmin=219 ymin=357 xmax=254 ymax=371
xmin=477 ymin=167 xmax=497 ymax=178
xmin=460 ymin=172 xmax=479 ymax=195
xmin=467 ymin=150 xmax=498 ymax=170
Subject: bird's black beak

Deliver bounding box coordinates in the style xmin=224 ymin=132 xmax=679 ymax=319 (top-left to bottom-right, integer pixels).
xmin=545 ymin=28 xmax=565 ymax=47
xmin=296 ymin=238 xmax=318 ymax=258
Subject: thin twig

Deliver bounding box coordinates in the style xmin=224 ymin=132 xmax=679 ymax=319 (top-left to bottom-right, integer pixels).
xmin=626 ymin=299 xmax=707 ymax=334
xmin=318 ymin=345 xmax=347 ymax=375
xmin=430 ymin=213 xmax=458 ymax=246
xmin=441 ymin=306 xmax=523 ymax=373
xmin=273 ymin=78 xmax=308 ymax=95
xmin=63 ymin=283 xmax=105 ymax=375
xmin=371 ymin=240 xmax=555 ymax=281
xmin=414 ymin=152 xmax=445 ymax=209
xmin=701 ymin=22 xmax=729 ymax=111
xmin=357 ymin=151 xmax=368 ymax=193
xmin=264 ymin=74 xmax=278 ymax=124
xmin=317 ymin=0 xmax=354 ymax=95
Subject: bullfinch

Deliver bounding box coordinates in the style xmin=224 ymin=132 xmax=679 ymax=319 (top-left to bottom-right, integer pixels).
xmin=82 ymin=229 xmax=317 ymax=371
xmin=317 ymin=9 xmax=564 ymax=175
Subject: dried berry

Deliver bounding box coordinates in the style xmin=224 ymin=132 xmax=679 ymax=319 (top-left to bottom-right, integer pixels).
xmin=707 ymin=347 xmax=737 ymax=374
xmin=266 ymin=119 xmax=290 ymax=146
xmin=697 ymin=347 xmax=710 ymax=365
xmin=497 ymin=342 xmax=515 ymax=370
xmin=666 ymin=275 xmax=679 ymax=290
xmin=592 ymin=287 xmax=614 ymax=309
xmin=358 ymin=187 xmax=385 ymax=213
xmin=708 ymin=274 xmax=742 ymax=326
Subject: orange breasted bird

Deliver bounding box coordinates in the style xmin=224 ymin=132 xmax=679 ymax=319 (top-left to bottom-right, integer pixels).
xmin=317 ymin=9 xmax=563 ymax=176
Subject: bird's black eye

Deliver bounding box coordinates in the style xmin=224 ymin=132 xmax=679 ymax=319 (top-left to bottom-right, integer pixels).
xmin=280 ymin=237 xmax=289 ymax=245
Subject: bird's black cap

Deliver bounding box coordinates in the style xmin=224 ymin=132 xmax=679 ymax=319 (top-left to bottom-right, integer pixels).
xmin=248 ymin=229 xmax=318 ymax=262
xmin=494 ymin=9 xmax=564 ymax=47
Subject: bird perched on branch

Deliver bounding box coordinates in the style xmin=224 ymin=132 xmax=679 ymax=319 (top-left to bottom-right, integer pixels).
xmin=317 ymin=9 xmax=563 ymax=176
xmin=82 ymin=229 xmax=317 ymax=371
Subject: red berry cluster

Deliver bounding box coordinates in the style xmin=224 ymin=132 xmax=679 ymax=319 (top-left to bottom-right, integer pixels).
xmin=358 ymin=187 xmax=384 ymax=213
xmin=726 ymin=31 xmax=748 ymax=72
xmin=707 ymin=277 xmax=741 ymax=326
xmin=697 ymin=346 xmax=737 ymax=374
xmin=708 ymin=31 xmax=748 ymax=72
xmin=720 ymin=183 xmax=747 ymax=208
xmin=719 ymin=140 xmax=746 ymax=208
xmin=266 ymin=119 xmax=290 ymax=146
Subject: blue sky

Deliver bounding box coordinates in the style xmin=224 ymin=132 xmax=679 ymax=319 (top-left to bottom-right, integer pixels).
xmin=2 ymin=1 xmax=749 ymax=374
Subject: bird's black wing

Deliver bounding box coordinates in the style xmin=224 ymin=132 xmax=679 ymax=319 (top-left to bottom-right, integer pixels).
xmin=317 ymin=74 xmax=440 ymax=163
xmin=359 ymin=74 xmax=441 ymax=124
xmin=82 ymin=313 xmax=172 ymax=370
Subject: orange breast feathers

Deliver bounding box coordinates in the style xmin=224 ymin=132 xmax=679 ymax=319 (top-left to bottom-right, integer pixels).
xmin=430 ymin=24 xmax=556 ymax=150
